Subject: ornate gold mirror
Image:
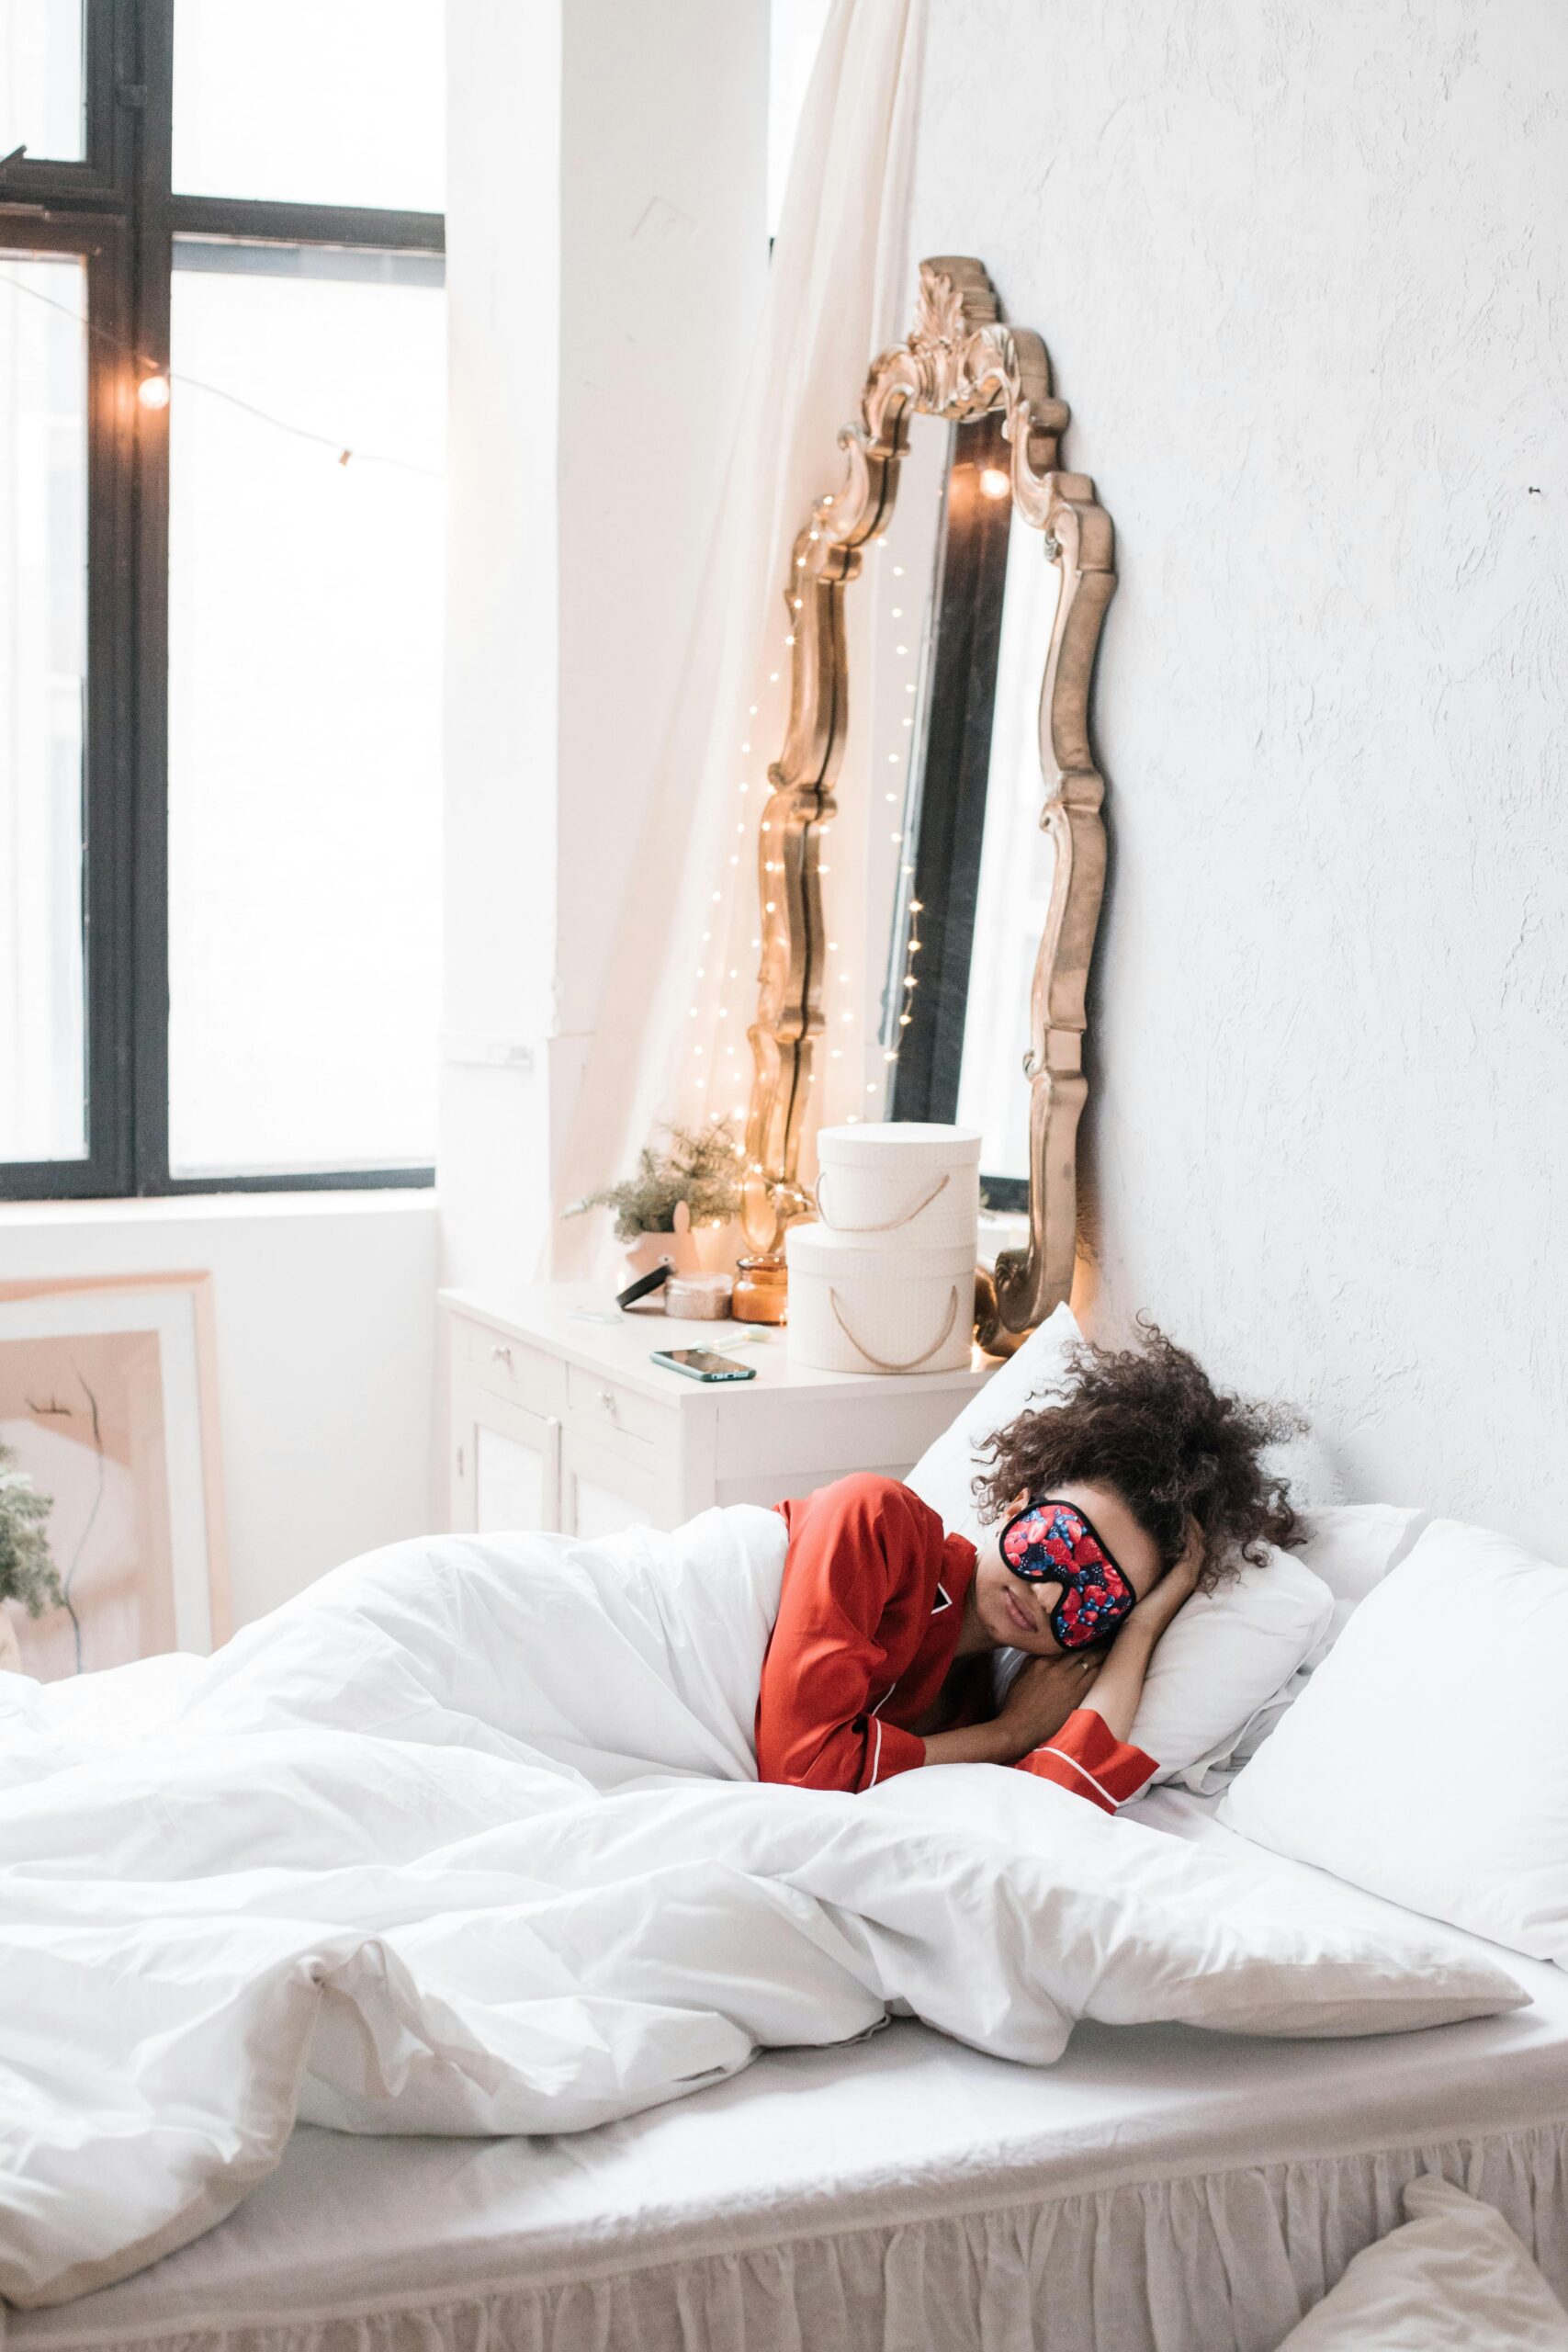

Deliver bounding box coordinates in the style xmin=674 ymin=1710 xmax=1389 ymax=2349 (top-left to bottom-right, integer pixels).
xmin=739 ymin=256 xmax=1116 ymax=1352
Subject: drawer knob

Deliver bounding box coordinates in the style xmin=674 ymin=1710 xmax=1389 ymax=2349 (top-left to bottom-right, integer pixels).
xmin=490 ymin=1343 xmax=513 ymax=1369
xmin=597 ymin=1387 xmax=618 ymax=1418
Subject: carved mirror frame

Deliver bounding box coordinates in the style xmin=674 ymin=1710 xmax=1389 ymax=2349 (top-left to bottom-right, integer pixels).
xmin=741 ymin=256 xmax=1116 ymax=1353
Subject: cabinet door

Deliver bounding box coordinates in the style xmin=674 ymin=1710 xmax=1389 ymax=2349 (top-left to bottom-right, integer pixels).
xmin=559 ymin=1430 xmax=661 ymax=1540
xmin=450 ymin=1384 xmax=561 ymax=1534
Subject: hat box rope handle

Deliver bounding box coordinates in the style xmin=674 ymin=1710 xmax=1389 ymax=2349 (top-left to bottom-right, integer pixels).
xmin=829 ymin=1283 xmax=961 ymax=1374
xmin=816 ymin=1168 xmax=951 ymax=1235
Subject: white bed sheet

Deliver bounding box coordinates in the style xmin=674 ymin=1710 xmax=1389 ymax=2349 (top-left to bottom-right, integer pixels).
xmin=14 ymin=1792 xmax=1568 ymax=2352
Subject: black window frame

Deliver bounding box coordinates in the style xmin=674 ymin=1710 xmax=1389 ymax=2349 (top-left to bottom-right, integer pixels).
xmin=0 ymin=0 xmax=444 ymax=1200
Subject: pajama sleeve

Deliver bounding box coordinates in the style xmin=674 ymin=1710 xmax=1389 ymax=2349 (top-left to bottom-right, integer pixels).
xmin=1016 ymin=1707 xmax=1156 ymax=1814
xmin=756 ymin=1475 xmax=942 ymax=1793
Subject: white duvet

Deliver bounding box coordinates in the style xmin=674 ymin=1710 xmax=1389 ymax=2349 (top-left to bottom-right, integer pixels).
xmin=0 ymin=1507 xmax=1525 ymax=2311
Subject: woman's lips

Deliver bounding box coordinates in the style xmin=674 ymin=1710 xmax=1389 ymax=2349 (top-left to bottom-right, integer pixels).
xmin=1003 ymin=1584 xmax=1037 ymax=1637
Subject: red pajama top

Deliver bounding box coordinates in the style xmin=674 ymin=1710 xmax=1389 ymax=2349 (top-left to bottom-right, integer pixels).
xmin=755 ymin=1473 xmax=1156 ymax=1815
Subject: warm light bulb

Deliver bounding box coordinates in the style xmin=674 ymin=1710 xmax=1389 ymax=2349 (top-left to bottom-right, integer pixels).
xmin=979 ymin=466 xmax=1010 ymax=500
xmin=137 ymin=373 xmax=171 ymax=411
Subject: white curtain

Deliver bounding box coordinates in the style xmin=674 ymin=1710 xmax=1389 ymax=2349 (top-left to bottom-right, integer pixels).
xmin=552 ymin=0 xmax=927 ymax=1274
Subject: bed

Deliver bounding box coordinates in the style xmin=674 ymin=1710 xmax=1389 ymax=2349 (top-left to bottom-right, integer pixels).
xmin=15 ymin=1787 xmax=1567 ymax=2352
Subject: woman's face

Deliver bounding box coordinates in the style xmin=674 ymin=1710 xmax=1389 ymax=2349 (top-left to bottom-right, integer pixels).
xmin=968 ymin=1480 xmax=1167 ymax=1656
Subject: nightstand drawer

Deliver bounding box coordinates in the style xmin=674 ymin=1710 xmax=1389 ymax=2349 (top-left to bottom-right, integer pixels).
xmin=458 ymin=1318 xmax=566 ymax=1418
xmin=566 ymin=1363 xmax=671 ymax=1453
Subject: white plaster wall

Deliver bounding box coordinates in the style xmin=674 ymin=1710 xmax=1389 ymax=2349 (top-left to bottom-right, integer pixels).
xmin=441 ymin=0 xmax=767 ymax=1296
xmin=441 ymin=0 xmax=563 ymax=1297
xmin=908 ymin=0 xmax=1568 ymax=1550
xmin=0 ymin=1196 xmax=438 ymax=1625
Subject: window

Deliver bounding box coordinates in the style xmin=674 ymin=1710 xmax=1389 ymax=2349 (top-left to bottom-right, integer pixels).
xmin=0 ymin=2 xmax=445 ymax=1197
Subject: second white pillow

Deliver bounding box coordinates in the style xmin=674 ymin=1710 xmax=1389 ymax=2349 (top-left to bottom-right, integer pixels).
xmin=1221 ymin=1517 xmax=1568 ymax=1965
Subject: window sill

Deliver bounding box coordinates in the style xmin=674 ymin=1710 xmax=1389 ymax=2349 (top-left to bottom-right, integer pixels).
xmin=0 ymin=1190 xmax=438 ymax=1231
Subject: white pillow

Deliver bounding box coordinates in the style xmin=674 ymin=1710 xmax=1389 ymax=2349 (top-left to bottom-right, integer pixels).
xmin=1194 ymin=1504 xmax=1435 ymax=1785
xmin=1221 ymin=1518 xmax=1568 ymax=1965
xmin=903 ymin=1300 xmax=1083 ymax=1542
xmin=1295 ymin=1501 xmax=1429 ymax=1659
xmin=1269 ymin=2176 xmax=1568 ymax=2350
xmin=1131 ymin=1543 xmax=1333 ymax=1783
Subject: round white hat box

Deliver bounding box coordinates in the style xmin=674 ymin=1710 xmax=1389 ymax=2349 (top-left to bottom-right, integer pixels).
xmin=786 ymin=1225 xmax=976 ymax=1375
xmin=814 ymin=1122 xmax=980 ymax=1251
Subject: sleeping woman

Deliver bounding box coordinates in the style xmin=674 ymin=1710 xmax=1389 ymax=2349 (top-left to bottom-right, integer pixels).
xmin=756 ymin=1327 xmax=1301 ymax=1813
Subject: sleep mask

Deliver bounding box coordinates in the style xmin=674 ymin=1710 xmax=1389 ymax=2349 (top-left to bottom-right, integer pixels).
xmin=998 ymin=1498 xmax=1137 ymax=1650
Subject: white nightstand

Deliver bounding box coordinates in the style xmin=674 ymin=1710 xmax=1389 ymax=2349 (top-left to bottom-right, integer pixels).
xmin=442 ymin=1284 xmax=994 ymax=1539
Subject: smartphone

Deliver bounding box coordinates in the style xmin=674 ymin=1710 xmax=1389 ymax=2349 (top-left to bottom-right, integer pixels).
xmin=650 ymin=1347 xmax=758 ymax=1383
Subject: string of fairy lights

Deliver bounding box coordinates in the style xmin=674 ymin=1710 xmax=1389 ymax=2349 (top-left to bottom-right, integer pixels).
xmin=687 ymin=499 xmax=933 ymax=1162
xmin=0 ymin=265 xmax=442 ymax=478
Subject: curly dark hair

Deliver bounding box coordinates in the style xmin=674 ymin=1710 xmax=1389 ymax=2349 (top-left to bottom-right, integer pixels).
xmin=974 ymin=1322 xmax=1303 ymax=1589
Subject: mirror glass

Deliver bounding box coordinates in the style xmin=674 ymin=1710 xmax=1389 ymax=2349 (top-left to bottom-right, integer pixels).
xmin=883 ymin=417 xmax=1062 ymax=1204
xmin=953 ymin=513 xmax=1060 ymax=1182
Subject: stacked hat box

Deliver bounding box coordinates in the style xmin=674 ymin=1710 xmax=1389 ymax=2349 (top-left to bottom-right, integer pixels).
xmin=786 ymin=1123 xmax=980 ymax=1375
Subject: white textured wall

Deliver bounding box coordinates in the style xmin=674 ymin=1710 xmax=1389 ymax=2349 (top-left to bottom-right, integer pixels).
xmin=909 ymin=0 xmax=1568 ymax=1549
xmin=0 ymin=1197 xmax=438 ymax=1625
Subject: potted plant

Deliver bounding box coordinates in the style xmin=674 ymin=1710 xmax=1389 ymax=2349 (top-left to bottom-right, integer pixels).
xmin=0 ymin=1440 xmax=62 ymax=1674
xmin=569 ymin=1119 xmax=745 ymax=1278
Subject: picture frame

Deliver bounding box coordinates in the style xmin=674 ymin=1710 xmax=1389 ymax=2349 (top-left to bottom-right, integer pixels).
xmin=0 ymin=1273 xmax=230 ymax=1679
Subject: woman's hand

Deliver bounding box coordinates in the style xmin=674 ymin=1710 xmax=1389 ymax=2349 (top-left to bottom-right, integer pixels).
xmin=993 ymin=1650 xmax=1104 ymax=1758
xmin=920 ymin=1650 xmax=1102 ymax=1769
xmin=1123 ymin=1517 xmax=1203 ymax=1643
xmin=1073 ymin=1519 xmax=1205 ymax=1746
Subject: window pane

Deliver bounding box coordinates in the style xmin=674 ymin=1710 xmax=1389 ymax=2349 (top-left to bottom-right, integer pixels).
xmin=953 ymin=516 xmax=1062 ymax=1182
xmin=167 ymin=254 xmax=444 ymax=1176
xmin=0 ymin=254 xmax=86 ymax=1163
xmin=0 ymin=0 xmax=85 ymax=162
xmin=173 ymin=1 xmax=445 ymax=211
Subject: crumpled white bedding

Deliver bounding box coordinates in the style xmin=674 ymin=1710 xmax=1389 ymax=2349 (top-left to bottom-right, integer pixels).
xmin=0 ymin=1509 xmax=1526 ymax=2312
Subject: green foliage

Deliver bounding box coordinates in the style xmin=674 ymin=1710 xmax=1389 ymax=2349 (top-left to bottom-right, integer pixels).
xmin=569 ymin=1118 xmax=744 ymax=1244
xmin=0 ymin=1440 xmax=62 ymax=1617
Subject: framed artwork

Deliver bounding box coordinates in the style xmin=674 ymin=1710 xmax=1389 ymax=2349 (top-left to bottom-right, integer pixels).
xmin=0 ymin=1274 xmax=229 ymax=1679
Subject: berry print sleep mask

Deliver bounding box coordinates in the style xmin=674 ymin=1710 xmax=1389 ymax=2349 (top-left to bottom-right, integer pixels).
xmin=998 ymin=1498 xmax=1137 ymax=1650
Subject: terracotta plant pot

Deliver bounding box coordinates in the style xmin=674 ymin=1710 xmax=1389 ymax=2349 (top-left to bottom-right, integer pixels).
xmin=621 ymin=1201 xmax=742 ymax=1284
xmin=622 ymin=1229 xmax=701 ymax=1284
